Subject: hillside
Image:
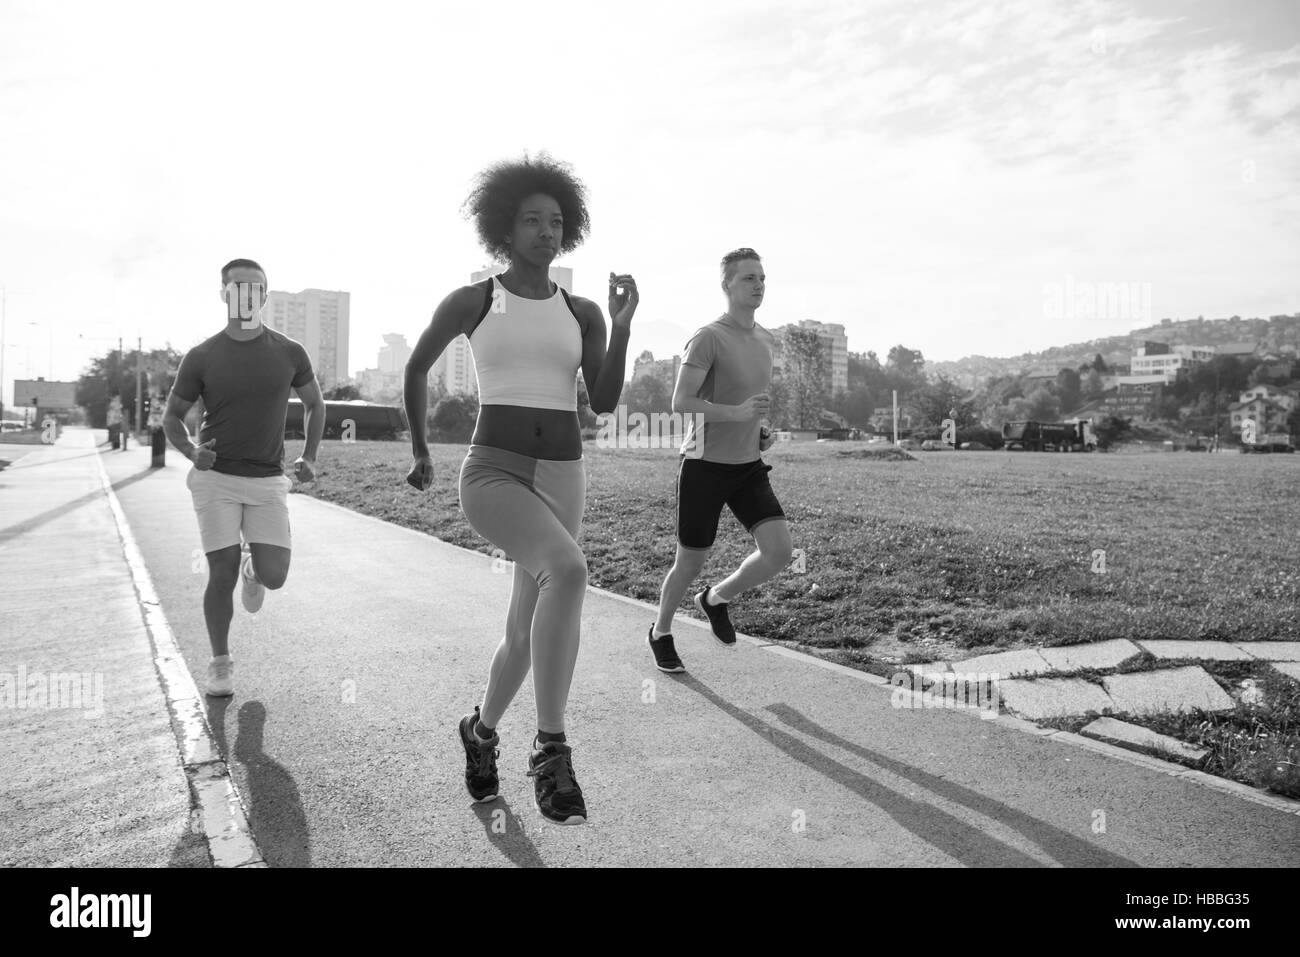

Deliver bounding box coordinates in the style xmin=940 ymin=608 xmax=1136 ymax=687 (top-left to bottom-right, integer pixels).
xmin=928 ymin=314 xmax=1300 ymax=386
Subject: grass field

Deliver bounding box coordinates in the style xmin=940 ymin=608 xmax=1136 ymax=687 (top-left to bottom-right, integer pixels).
xmin=292 ymin=438 xmax=1300 ymax=667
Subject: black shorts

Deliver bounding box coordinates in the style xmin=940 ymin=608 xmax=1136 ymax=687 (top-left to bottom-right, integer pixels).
xmin=676 ymin=457 xmax=786 ymax=550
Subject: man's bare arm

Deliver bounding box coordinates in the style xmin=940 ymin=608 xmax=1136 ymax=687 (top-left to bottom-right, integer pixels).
xmin=294 ymin=377 xmax=326 ymax=462
xmin=162 ymin=393 xmax=198 ymax=460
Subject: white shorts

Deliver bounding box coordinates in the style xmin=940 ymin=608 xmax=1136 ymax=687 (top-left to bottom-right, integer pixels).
xmin=186 ymin=467 xmax=292 ymax=553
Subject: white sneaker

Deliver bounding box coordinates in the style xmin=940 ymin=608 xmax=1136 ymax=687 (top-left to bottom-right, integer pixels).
xmin=207 ymin=655 xmax=234 ymax=696
xmin=240 ymin=549 xmax=265 ymax=614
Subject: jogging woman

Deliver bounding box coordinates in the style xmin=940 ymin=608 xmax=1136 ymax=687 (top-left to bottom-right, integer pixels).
xmin=404 ymin=154 xmax=636 ymax=824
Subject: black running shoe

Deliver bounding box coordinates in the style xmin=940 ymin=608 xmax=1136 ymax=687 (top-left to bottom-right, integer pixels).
xmin=457 ymin=706 xmax=500 ymax=803
xmin=695 ymin=586 xmax=737 ymax=645
xmin=527 ymin=740 xmax=587 ymax=825
xmin=648 ymin=625 xmax=686 ymax=673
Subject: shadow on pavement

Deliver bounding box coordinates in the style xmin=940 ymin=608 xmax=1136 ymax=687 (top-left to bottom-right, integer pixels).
xmin=673 ymin=674 xmax=1135 ymax=867
xmin=765 ymin=703 xmax=1135 ymax=867
xmin=0 ymin=466 xmax=159 ymax=546
xmin=471 ymin=800 xmax=547 ymax=868
xmin=5 ymin=449 xmax=106 ymax=469
xmin=205 ymin=696 xmax=312 ymax=868
xmin=166 ymin=814 xmax=214 ymax=868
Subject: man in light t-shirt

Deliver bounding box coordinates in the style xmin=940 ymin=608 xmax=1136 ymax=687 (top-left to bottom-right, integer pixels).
xmin=646 ymin=247 xmax=793 ymax=673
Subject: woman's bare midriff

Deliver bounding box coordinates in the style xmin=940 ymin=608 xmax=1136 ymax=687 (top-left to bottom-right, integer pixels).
xmin=472 ymin=405 xmax=583 ymax=460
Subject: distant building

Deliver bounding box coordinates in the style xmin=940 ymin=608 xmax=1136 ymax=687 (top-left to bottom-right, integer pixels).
xmin=265 ymin=288 xmax=350 ymax=390
xmin=1227 ymin=385 xmax=1298 ymax=436
xmin=1129 ymin=341 xmax=1214 ymax=382
xmin=1217 ymin=340 xmax=1258 ymax=358
xmin=378 ymin=333 xmax=411 ymax=374
xmin=353 ymin=334 xmax=413 ymax=400
xmin=1257 ymin=356 xmax=1296 ymax=380
xmin=433 ymin=334 xmax=477 ymax=397
xmin=772 ymin=320 xmax=848 ymax=393
xmin=633 ymin=352 xmax=681 ymax=391
xmin=1089 ymin=375 xmax=1167 ymax=418
xmin=1239 ymin=384 xmax=1297 ymax=412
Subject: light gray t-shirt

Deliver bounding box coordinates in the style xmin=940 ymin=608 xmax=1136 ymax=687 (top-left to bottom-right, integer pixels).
xmin=679 ymin=316 xmax=775 ymax=463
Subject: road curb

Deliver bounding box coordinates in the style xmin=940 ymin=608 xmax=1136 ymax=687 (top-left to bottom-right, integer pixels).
xmin=300 ymin=488 xmax=1300 ymax=818
xmin=95 ymin=449 xmax=265 ymax=867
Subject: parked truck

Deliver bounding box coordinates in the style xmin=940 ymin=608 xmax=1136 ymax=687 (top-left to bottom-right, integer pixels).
xmin=1001 ymin=419 xmax=1097 ymax=452
xmin=1240 ymin=432 xmax=1296 ymax=453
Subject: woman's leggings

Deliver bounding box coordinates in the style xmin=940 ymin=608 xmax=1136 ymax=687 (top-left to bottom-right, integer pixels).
xmin=459 ymin=444 xmax=587 ymax=734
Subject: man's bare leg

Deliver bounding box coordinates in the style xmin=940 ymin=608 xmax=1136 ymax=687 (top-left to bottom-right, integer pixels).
xmin=654 ymin=543 xmax=712 ymax=636
xmin=708 ymin=519 xmax=793 ymax=603
xmin=203 ymin=545 xmax=241 ymax=658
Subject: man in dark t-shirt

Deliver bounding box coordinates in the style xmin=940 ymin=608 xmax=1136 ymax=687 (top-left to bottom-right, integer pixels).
xmin=163 ymin=258 xmax=326 ymax=697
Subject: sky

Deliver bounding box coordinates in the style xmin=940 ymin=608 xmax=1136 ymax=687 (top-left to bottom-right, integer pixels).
xmin=1 ymin=0 xmax=1297 ymax=405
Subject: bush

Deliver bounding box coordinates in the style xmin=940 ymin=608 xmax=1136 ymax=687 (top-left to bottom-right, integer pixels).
xmin=1092 ymin=414 xmax=1132 ymax=450
xmin=428 ymin=395 xmax=479 ymax=443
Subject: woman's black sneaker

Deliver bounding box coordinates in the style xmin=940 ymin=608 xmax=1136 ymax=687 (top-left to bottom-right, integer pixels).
xmin=527 ymin=740 xmax=587 ymax=825
xmin=695 ymin=587 xmax=737 ymax=645
xmin=457 ymin=706 xmax=500 ymax=803
xmin=648 ymin=625 xmax=686 ymax=673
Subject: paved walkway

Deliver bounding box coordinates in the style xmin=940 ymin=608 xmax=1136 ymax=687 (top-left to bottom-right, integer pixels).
xmin=3 ymin=428 xmax=1298 ymax=867
xmin=0 ymin=429 xmax=207 ymax=866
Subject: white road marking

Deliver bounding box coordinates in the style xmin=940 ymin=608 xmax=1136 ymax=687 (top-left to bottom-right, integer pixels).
xmin=94 ymin=451 xmax=264 ymax=867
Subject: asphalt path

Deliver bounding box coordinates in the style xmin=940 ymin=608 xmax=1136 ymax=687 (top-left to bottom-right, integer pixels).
xmin=19 ymin=430 xmax=1292 ymax=867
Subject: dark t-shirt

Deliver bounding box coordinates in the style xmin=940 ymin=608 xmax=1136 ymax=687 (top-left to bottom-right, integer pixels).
xmin=679 ymin=317 xmax=775 ymax=463
xmin=172 ymin=326 xmax=315 ymax=477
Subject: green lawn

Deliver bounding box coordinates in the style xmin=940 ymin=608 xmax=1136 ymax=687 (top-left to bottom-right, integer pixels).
xmin=290 ymin=438 xmax=1300 ymax=666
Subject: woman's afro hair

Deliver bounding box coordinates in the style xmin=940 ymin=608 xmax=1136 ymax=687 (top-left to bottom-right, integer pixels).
xmin=462 ymin=151 xmax=591 ymax=263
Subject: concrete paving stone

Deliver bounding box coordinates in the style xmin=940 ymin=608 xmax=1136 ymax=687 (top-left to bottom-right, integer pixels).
xmin=1038 ymin=639 xmax=1143 ymax=673
xmin=1081 ymin=717 xmax=1208 ymax=761
xmin=1271 ymin=662 xmax=1300 ymax=683
xmin=903 ymin=661 xmax=950 ymax=676
xmin=998 ymin=678 xmax=1115 ymax=721
xmin=1137 ymin=640 xmax=1254 ymax=662
xmin=950 ymin=648 xmax=1053 ymax=678
xmin=1103 ymin=666 xmax=1235 ymax=715
xmin=1233 ymin=642 xmax=1300 ymax=662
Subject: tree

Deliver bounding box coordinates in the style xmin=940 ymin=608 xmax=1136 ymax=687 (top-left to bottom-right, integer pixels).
xmin=782 ymin=327 xmax=828 ymax=428
xmin=886 ymin=345 xmax=925 ymax=380
xmin=622 ymin=375 xmax=670 ymax=416
xmin=1092 ymin=353 xmax=1109 ymax=373
xmin=76 ymin=345 xmax=181 ymax=429
xmin=1015 ymin=386 xmax=1059 ymax=422
xmin=1082 ymin=369 xmax=1105 ymax=399
xmin=830 ymin=385 xmax=875 ymax=429
xmin=429 ymin=394 xmax=479 ymax=443
xmin=767 ymin=377 xmax=790 ymax=429
xmin=847 ymin=351 xmax=881 ymax=390
xmin=1093 ymin=414 xmax=1132 ymax=449
xmin=915 ymin=374 xmax=978 ymax=429
xmin=324 ymin=384 xmax=362 ymax=400
xmin=1055 ymin=368 xmax=1082 ymax=414
xmin=1154 ymin=393 xmax=1183 ymax=422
